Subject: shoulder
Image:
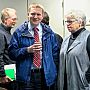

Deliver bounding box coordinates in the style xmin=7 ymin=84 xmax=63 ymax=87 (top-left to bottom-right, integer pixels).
xmin=83 ymin=29 xmax=90 ymax=39
xmin=0 ymin=24 xmax=5 ymax=34
xmin=14 ymin=21 xmax=28 ymax=34
xmin=0 ymin=28 xmax=6 ymax=37
xmin=55 ymin=33 xmax=63 ymax=41
xmin=87 ymin=33 xmax=90 ymax=41
xmin=41 ymin=22 xmax=53 ymax=33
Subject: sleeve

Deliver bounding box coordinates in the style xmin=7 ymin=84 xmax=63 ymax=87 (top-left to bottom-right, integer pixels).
xmin=51 ymin=33 xmax=60 ymax=72
xmin=85 ymin=34 xmax=90 ymax=83
xmin=55 ymin=33 xmax=63 ymax=50
xmin=87 ymin=34 xmax=90 ymax=59
xmin=8 ymin=31 xmax=29 ymax=61
xmin=0 ymin=33 xmax=6 ymax=77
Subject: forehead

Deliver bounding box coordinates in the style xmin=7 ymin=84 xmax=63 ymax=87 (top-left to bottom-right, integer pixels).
xmin=30 ymin=7 xmax=43 ymax=13
xmin=9 ymin=12 xmax=17 ymax=19
xmin=66 ymin=17 xmax=76 ymax=21
xmin=66 ymin=13 xmax=77 ymax=19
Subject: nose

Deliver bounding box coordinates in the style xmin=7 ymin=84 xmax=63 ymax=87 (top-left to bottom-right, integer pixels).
xmin=34 ymin=14 xmax=38 ymax=18
xmin=66 ymin=22 xmax=72 ymax=26
xmin=67 ymin=23 xmax=70 ymax=26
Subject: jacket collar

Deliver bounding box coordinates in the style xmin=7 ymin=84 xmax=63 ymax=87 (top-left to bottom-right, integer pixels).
xmin=0 ymin=23 xmax=11 ymax=34
xmin=19 ymin=21 xmax=53 ymax=39
xmin=20 ymin=21 xmax=33 ymax=38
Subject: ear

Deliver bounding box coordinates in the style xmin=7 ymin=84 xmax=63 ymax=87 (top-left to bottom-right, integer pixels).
xmin=4 ymin=19 xmax=7 ymax=24
xmin=78 ymin=18 xmax=84 ymax=26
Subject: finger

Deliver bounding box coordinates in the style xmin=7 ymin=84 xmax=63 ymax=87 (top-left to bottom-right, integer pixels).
xmin=6 ymin=76 xmax=13 ymax=81
xmin=34 ymin=42 xmax=41 ymax=44
xmin=34 ymin=44 xmax=42 ymax=47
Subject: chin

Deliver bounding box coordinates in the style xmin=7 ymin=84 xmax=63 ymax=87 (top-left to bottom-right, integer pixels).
xmin=33 ymin=21 xmax=40 ymax=24
xmin=33 ymin=23 xmax=39 ymax=26
xmin=11 ymin=25 xmax=15 ymax=28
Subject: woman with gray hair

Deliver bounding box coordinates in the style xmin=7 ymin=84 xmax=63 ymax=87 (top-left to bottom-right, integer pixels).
xmin=58 ymin=10 xmax=90 ymax=90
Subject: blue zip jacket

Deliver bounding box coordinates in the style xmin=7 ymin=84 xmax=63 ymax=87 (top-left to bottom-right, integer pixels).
xmin=8 ymin=21 xmax=59 ymax=86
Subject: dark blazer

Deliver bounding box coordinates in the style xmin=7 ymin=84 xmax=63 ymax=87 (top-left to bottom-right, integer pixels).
xmin=55 ymin=33 xmax=63 ymax=50
xmin=0 ymin=23 xmax=15 ymax=77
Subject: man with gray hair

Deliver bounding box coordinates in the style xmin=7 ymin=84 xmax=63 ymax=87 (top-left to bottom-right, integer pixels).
xmin=58 ymin=10 xmax=90 ymax=90
xmin=0 ymin=8 xmax=17 ymax=90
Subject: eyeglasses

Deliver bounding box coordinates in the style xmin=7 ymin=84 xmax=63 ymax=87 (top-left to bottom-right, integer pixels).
xmin=65 ymin=20 xmax=77 ymax=24
xmin=5 ymin=17 xmax=18 ymax=21
xmin=10 ymin=18 xmax=18 ymax=21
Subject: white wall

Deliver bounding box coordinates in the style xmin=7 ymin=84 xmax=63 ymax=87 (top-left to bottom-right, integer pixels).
xmin=0 ymin=0 xmax=27 ymax=34
xmin=27 ymin=0 xmax=64 ymax=37
xmin=0 ymin=0 xmax=64 ymax=37
xmin=0 ymin=0 xmax=90 ymax=37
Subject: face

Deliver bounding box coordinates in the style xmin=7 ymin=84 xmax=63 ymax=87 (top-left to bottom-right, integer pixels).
xmin=4 ymin=12 xmax=17 ymax=28
xmin=28 ymin=7 xmax=43 ymax=26
xmin=65 ymin=17 xmax=81 ymax=33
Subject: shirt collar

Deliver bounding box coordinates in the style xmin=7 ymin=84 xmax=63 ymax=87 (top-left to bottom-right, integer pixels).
xmin=28 ymin=22 xmax=42 ymax=32
xmin=71 ymin=28 xmax=85 ymax=39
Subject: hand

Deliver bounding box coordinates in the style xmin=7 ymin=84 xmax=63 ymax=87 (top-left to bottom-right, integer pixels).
xmin=0 ymin=76 xmax=13 ymax=84
xmin=27 ymin=42 xmax=42 ymax=53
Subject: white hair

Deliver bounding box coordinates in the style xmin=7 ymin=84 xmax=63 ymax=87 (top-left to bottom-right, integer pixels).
xmin=65 ymin=10 xmax=86 ymax=27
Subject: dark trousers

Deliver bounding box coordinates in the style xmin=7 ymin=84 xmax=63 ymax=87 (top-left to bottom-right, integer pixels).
xmin=15 ymin=68 xmax=57 ymax=90
xmin=63 ymin=70 xmax=67 ymax=90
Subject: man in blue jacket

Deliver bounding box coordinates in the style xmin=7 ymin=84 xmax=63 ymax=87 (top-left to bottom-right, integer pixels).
xmin=9 ymin=3 xmax=59 ymax=90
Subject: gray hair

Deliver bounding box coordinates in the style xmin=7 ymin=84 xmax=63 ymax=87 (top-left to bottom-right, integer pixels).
xmin=65 ymin=10 xmax=86 ymax=27
xmin=1 ymin=8 xmax=16 ymax=23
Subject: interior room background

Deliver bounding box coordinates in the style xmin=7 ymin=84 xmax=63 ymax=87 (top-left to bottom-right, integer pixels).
xmin=0 ymin=0 xmax=90 ymax=38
